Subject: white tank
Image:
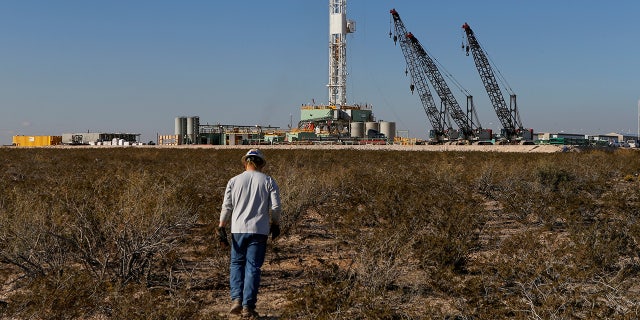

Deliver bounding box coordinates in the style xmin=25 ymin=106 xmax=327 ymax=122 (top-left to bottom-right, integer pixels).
xmin=180 ymin=117 xmax=187 ymax=136
xmin=350 ymin=122 xmax=364 ymax=138
xmin=379 ymin=121 xmax=396 ymax=143
xmin=174 ymin=117 xmax=183 ymax=135
xmin=365 ymin=121 xmax=379 ymax=138
xmin=187 ymin=117 xmax=194 ymax=135
xmin=175 ymin=117 xmax=188 ymax=136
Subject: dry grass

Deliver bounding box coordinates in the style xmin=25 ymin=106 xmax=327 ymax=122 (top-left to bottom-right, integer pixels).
xmin=0 ymin=147 xmax=639 ymax=319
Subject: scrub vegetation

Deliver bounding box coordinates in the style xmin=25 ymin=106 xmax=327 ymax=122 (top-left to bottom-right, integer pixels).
xmin=0 ymin=147 xmax=639 ymax=319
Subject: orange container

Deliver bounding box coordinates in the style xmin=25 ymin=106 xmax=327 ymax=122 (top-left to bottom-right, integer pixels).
xmin=12 ymin=135 xmax=62 ymax=147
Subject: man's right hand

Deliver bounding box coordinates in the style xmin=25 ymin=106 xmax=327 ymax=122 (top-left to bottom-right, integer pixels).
xmin=218 ymin=226 xmax=230 ymax=248
xmin=270 ymin=224 xmax=281 ymax=240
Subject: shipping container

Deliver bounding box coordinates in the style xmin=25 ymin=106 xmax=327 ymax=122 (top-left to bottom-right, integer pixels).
xmin=12 ymin=135 xmax=62 ymax=147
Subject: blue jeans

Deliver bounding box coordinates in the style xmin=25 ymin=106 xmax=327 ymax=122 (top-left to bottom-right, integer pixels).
xmin=230 ymin=233 xmax=268 ymax=309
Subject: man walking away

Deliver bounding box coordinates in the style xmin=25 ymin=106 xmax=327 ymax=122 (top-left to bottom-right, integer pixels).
xmin=218 ymin=149 xmax=282 ymax=319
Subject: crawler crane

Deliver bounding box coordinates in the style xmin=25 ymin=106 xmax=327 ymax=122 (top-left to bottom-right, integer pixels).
xmin=462 ymin=22 xmax=533 ymax=143
xmin=391 ymin=9 xmax=488 ymax=142
xmin=389 ymin=9 xmax=447 ymax=142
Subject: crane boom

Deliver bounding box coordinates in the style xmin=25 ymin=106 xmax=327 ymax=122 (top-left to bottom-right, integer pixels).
xmin=390 ymin=9 xmax=446 ymax=140
xmin=404 ymin=31 xmax=480 ymax=140
xmin=462 ymin=22 xmax=526 ymax=141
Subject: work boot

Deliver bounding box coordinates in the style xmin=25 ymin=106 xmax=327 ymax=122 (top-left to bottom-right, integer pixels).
xmin=229 ymin=299 xmax=242 ymax=315
xmin=241 ymin=306 xmax=260 ymax=319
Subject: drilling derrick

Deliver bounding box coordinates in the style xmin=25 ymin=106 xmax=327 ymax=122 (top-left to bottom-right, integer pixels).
xmin=287 ymin=0 xmax=378 ymax=144
xmin=390 ymin=9 xmax=446 ymax=142
xmin=462 ymin=23 xmax=532 ymax=142
xmin=328 ymin=0 xmax=355 ymax=106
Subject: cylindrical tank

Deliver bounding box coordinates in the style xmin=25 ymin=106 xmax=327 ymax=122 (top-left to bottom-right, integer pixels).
xmin=186 ymin=116 xmax=200 ymax=144
xmin=174 ymin=117 xmax=183 ymax=135
xmin=175 ymin=116 xmax=188 ymax=137
xmin=380 ymin=121 xmax=396 ymax=143
xmin=365 ymin=121 xmax=379 ymax=138
xmin=350 ymin=122 xmax=364 ymax=138
xmin=187 ymin=117 xmax=194 ymax=135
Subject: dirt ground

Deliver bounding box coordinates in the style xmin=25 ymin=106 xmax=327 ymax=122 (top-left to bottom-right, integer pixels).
xmin=185 ymin=195 xmax=564 ymax=319
xmin=191 ymin=208 xmax=338 ymax=319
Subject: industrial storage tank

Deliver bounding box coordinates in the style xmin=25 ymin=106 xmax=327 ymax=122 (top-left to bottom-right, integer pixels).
xmin=175 ymin=117 xmax=188 ymax=136
xmin=350 ymin=122 xmax=364 ymax=138
xmin=186 ymin=116 xmax=200 ymax=144
xmin=174 ymin=117 xmax=181 ymax=135
xmin=365 ymin=121 xmax=379 ymax=138
xmin=186 ymin=117 xmax=195 ymax=135
xmin=379 ymin=121 xmax=396 ymax=143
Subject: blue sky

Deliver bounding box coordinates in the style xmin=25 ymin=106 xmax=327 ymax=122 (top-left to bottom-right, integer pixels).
xmin=1 ymin=1 xmax=639 ymax=144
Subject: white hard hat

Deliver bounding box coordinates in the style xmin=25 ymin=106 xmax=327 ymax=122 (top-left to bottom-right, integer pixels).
xmin=241 ymin=148 xmax=266 ymax=164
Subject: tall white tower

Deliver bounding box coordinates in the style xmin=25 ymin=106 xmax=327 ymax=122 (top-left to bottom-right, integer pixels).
xmin=328 ymin=0 xmax=355 ymax=106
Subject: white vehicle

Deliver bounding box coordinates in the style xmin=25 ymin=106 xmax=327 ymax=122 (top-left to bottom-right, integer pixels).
xmin=626 ymin=140 xmax=637 ymax=148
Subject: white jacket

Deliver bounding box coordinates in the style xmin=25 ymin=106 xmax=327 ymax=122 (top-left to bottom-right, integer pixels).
xmin=220 ymin=170 xmax=282 ymax=235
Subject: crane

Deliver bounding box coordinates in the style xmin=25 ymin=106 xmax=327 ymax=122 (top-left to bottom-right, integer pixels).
xmin=391 ymin=9 xmax=488 ymax=142
xmin=462 ymin=22 xmax=532 ymax=142
xmin=389 ymin=9 xmax=447 ymax=142
xmin=406 ymin=31 xmax=483 ymax=141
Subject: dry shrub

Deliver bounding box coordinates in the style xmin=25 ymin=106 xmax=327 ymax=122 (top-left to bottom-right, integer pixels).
xmin=105 ymin=283 xmax=203 ymax=320
xmin=0 ymin=165 xmax=198 ymax=284
xmin=537 ymin=164 xmax=575 ymax=191
xmin=268 ymin=150 xmax=338 ymax=235
xmin=0 ymin=148 xmax=203 ymax=317
xmin=281 ymin=263 xmax=402 ymax=320
xmin=281 ymin=264 xmax=355 ymax=319
xmin=463 ymin=150 xmax=640 ymax=318
xmin=4 ymin=268 xmax=103 ymax=319
xmin=284 ymin=151 xmax=488 ymax=318
xmin=572 ymin=218 xmax=636 ymax=273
